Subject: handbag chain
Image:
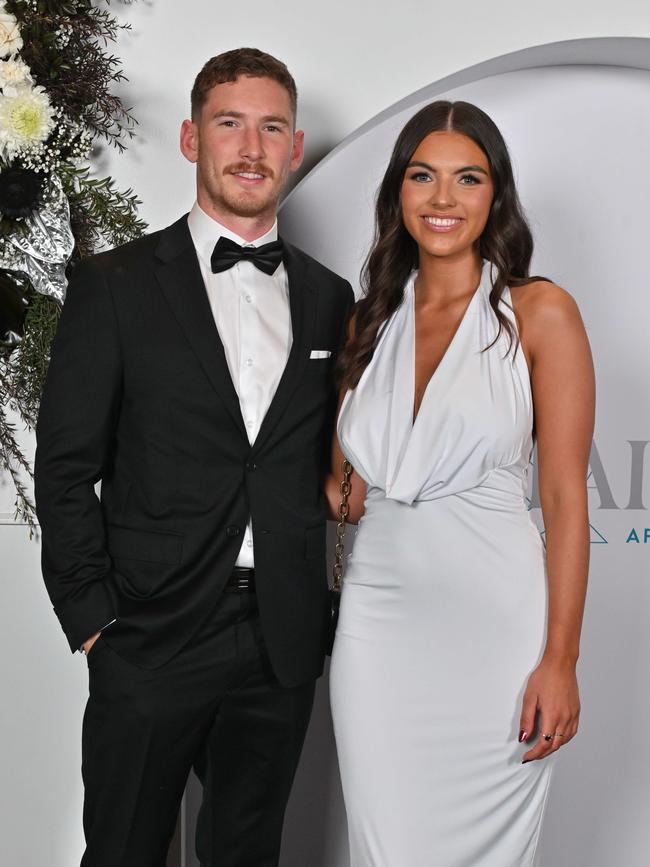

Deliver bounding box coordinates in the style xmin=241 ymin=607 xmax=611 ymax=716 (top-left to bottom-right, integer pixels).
xmin=332 ymin=459 xmax=353 ymax=593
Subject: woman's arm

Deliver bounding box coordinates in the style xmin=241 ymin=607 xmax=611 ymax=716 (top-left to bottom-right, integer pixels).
xmin=324 ymin=311 xmax=367 ymax=524
xmin=511 ymin=280 xmax=595 ymax=763
xmin=324 ymin=390 xmax=367 ymax=525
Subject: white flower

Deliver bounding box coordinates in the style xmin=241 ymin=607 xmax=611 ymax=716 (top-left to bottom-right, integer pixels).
xmin=0 ymin=56 xmax=32 ymax=95
xmin=0 ymin=85 xmax=56 ymax=158
xmin=0 ymin=10 xmax=23 ymax=59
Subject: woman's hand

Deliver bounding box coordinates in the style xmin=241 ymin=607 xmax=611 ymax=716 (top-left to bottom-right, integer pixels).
xmin=519 ymin=655 xmax=580 ymax=763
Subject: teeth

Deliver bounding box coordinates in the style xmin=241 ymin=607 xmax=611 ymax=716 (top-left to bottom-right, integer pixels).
xmin=424 ymin=217 xmax=461 ymax=226
xmin=236 ymin=172 xmax=264 ymax=179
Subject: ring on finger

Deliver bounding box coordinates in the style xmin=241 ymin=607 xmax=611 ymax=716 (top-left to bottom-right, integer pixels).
xmin=542 ymin=732 xmax=565 ymax=741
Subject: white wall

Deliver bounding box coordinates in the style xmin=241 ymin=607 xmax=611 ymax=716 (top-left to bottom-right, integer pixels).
xmin=3 ymin=2 xmax=650 ymax=865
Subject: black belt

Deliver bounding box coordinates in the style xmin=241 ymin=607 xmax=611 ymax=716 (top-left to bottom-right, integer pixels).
xmin=224 ymin=567 xmax=256 ymax=593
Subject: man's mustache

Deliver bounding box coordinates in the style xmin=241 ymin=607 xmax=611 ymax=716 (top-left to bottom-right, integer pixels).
xmin=225 ymin=162 xmax=275 ymax=180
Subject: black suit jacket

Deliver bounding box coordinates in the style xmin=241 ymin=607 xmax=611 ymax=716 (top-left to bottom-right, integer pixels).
xmin=34 ymin=215 xmax=354 ymax=687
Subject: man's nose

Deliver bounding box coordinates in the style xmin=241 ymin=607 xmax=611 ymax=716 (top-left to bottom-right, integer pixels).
xmin=239 ymin=127 xmax=264 ymax=162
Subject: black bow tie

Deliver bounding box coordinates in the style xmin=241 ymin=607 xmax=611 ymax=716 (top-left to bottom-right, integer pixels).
xmin=210 ymin=236 xmax=284 ymax=276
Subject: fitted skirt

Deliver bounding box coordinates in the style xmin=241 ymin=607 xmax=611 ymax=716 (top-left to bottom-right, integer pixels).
xmin=329 ymin=487 xmax=555 ymax=867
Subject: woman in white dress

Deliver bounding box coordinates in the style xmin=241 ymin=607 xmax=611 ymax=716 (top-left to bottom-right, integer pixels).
xmin=327 ymin=101 xmax=594 ymax=866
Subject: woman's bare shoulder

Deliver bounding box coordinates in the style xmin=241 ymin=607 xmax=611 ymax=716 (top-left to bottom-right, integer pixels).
xmin=509 ymin=279 xmax=583 ymax=333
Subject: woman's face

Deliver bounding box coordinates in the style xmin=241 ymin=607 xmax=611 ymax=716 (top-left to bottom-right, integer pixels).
xmin=400 ymin=130 xmax=494 ymax=262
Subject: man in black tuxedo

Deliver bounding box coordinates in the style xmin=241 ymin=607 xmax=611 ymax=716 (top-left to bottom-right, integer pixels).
xmin=35 ymin=47 xmax=353 ymax=867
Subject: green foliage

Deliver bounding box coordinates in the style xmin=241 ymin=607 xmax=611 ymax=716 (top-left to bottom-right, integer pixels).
xmin=61 ymin=165 xmax=147 ymax=258
xmin=5 ymin=292 xmax=60 ymax=429
xmin=0 ymin=383 xmax=36 ymax=533
xmin=0 ymin=1 xmax=146 ymax=528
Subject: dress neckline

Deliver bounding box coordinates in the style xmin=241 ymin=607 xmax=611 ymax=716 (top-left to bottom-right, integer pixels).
xmin=409 ymin=261 xmax=488 ymax=426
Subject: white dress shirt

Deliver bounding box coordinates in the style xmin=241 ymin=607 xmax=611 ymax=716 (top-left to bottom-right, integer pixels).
xmin=187 ymin=201 xmax=292 ymax=567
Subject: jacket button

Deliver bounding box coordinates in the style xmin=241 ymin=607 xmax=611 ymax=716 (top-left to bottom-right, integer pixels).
xmin=245 ymin=461 xmax=257 ymax=472
xmin=226 ymin=526 xmax=241 ymax=537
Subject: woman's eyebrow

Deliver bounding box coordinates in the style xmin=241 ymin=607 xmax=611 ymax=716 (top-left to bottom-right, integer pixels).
xmin=406 ymin=160 xmax=489 ymax=176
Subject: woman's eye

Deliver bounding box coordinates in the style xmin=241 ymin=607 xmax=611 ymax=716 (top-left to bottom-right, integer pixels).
xmin=459 ymin=174 xmax=480 ymax=185
xmin=410 ymin=172 xmax=431 ymax=182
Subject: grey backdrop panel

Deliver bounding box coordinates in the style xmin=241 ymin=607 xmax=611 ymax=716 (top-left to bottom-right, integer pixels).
xmin=189 ymin=39 xmax=650 ymax=867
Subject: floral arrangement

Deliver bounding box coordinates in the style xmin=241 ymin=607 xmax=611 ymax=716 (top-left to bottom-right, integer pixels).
xmin=0 ymin=0 xmax=146 ymax=532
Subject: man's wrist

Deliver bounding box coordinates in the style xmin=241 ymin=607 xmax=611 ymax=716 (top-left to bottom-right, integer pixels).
xmin=80 ymin=619 xmax=117 ymax=654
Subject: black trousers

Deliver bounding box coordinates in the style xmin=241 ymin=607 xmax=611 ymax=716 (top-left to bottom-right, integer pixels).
xmin=80 ymin=592 xmax=316 ymax=867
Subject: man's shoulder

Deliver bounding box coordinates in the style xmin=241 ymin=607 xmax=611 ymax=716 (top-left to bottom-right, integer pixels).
xmin=284 ymin=240 xmax=351 ymax=292
xmin=74 ymin=215 xmax=188 ymax=276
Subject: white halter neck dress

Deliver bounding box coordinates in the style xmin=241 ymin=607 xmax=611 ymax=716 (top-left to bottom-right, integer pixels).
xmin=330 ymin=262 xmax=555 ymax=867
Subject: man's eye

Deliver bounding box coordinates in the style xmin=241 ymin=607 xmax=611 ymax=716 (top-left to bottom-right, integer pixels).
xmin=264 ymin=125 xmax=281 ymax=133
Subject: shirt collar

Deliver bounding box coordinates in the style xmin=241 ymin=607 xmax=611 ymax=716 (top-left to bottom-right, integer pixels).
xmin=187 ymin=201 xmax=278 ymax=269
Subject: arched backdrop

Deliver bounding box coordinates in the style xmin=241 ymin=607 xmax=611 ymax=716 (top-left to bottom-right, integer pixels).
xmin=246 ymin=37 xmax=649 ymax=867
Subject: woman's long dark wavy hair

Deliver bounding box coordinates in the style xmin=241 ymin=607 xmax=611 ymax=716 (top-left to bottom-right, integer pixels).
xmin=338 ymin=100 xmax=545 ymax=389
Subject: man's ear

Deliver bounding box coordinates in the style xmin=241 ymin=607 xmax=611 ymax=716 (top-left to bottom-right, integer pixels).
xmin=180 ymin=119 xmax=199 ymax=164
xmin=290 ymin=129 xmax=305 ymax=173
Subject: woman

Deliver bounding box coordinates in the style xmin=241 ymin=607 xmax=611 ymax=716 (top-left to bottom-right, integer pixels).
xmin=327 ymin=101 xmax=594 ymax=866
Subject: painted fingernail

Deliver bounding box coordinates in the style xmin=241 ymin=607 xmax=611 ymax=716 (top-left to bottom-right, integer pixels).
xmin=519 ymin=730 xmax=528 ymax=742
xmin=522 ymin=759 xmax=530 ymax=764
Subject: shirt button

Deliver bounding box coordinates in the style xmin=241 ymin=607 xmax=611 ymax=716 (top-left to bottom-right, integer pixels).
xmin=245 ymin=358 xmax=253 ymax=367
xmin=245 ymin=461 xmax=257 ymax=472
xmin=247 ymin=540 xmax=253 ymax=548
xmin=247 ymin=419 xmax=254 ymax=428
xmin=226 ymin=525 xmax=241 ymax=537
xmin=245 ymin=294 xmax=253 ymax=303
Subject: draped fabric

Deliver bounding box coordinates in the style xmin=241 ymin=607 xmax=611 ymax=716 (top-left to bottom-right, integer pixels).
xmin=338 ymin=261 xmax=533 ymax=505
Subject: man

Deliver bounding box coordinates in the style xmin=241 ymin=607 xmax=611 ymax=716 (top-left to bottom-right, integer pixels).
xmin=35 ymin=47 xmax=353 ymax=867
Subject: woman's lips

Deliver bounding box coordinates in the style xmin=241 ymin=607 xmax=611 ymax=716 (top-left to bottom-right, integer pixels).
xmin=421 ymin=215 xmax=464 ymax=232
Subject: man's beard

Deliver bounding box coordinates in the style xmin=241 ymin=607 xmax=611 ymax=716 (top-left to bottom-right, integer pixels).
xmin=221 ymin=187 xmax=280 ymax=218
xmin=203 ymin=162 xmax=285 ymax=219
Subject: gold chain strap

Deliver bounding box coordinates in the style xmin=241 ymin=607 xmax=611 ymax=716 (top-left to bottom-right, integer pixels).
xmin=332 ymin=459 xmax=353 ymax=593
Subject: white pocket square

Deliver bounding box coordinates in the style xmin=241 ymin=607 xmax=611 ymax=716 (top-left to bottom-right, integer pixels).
xmin=309 ymin=350 xmax=331 ymax=359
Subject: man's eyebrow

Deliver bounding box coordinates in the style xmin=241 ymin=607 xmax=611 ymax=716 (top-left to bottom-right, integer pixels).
xmin=213 ymin=110 xmax=290 ymax=125
xmin=406 ymin=160 xmax=489 ymax=176
xmin=260 ymin=114 xmax=290 ymax=125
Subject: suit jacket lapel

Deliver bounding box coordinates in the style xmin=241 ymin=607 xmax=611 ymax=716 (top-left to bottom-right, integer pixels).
xmin=154 ymin=216 xmax=247 ymax=439
xmin=253 ymin=240 xmax=316 ymax=454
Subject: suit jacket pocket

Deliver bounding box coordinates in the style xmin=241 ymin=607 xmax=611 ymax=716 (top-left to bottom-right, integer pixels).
xmin=105 ymin=524 xmax=184 ymax=600
xmin=305 ymin=357 xmax=331 ymax=374
xmin=106 ymin=524 xmax=184 ymax=564
xmin=106 ymin=524 xmax=184 ymax=599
